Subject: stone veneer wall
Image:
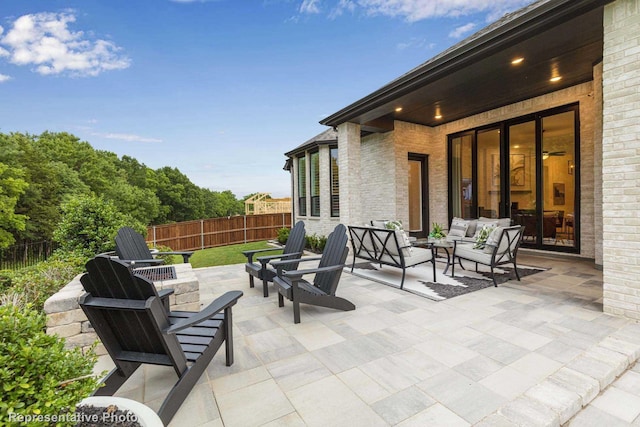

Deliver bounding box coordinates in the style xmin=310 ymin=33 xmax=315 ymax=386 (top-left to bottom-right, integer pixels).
xmin=602 ymin=0 xmax=640 ymax=319
xmin=44 ymin=263 xmax=200 ymax=356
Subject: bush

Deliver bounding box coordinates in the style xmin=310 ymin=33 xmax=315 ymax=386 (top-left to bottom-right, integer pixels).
xmin=0 ymin=304 xmax=100 ymax=425
xmin=305 ymin=233 xmax=327 ymax=253
xmin=2 ymin=252 xmax=87 ymax=312
xmin=276 ymin=227 xmax=290 ymax=245
xmin=53 ymin=194 xmax=145 ymax=258
xmin=154 ymin=244 xmax=181 ymax=265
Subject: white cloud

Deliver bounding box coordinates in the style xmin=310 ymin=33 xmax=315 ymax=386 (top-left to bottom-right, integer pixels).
xmin=449 ymin=22 xmax=477 ymax=39
xmin=300 ymin=0 xmax=322 ymax=14
xmin=0 ymin=73 xmax=11 ymax=82
xmin=396 ymin=37 xmax=435 ymax=51
xmin=94 ymin=132 xmax=163 ymax=143
xmin=323 ymin=0 xmax=534 ymax=22
xmin=0 ymin=12 xmax=130 ymax=77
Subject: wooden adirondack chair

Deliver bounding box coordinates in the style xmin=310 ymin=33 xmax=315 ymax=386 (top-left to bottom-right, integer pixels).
xmin=115 ymin=226 xmax=194 ymax=266
xmin=79 ymin=255 xmax=242 ymax=426
xmin=243 ymin=221 xmax=306 ymax=297
xmin=272 ymin=223 xmax=354 ymax=324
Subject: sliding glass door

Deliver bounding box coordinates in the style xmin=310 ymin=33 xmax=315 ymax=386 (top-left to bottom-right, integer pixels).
xmin=449 ymin=104 xmax=579 ymax=252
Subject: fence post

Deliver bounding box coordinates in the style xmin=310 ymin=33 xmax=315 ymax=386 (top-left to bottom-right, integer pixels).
xmin=153 ymin=226 xmax=157 ymax=247
xmin=244 ymin=215 xmax=247 ymax=244
xmin=201 ymin=220 xmax=205 ymax=249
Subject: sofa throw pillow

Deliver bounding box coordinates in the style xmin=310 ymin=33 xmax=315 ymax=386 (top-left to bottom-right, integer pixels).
xmin=465 ymin=219 xmax=478 ymax=237
xmin=473 ymin=225 xmax=495 ymax=249
xmin=483 ymin=226 xmax=506 ymax=253
xmin=473 ymin=220 xmax=498 ymax=239
xmin=446 ymin=218 xmax=469 ymax=242
xmin=397 ymin=230 xmax=413 ymax=257
xmin=385 ymin=220 xmax=403 ymax=231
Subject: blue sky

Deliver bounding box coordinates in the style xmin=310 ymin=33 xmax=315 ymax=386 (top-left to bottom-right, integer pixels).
xmin=0 ymin=0 xmax=533 ymax=198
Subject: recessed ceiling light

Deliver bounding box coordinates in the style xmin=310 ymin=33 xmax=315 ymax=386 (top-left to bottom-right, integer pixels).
xmin=550 ymin=76 xmax=562 ymax=82
xmin=395 ymin=107 xmax=403 ymax=112
xmin=511 ymin=57 xmax=524 ymax=65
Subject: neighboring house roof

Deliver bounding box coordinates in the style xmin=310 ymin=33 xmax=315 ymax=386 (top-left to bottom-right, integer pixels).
xmin=284 ymin=128 xmax=338 ymax=157
xmin=320 ymin=0 xmax=610 ymax=132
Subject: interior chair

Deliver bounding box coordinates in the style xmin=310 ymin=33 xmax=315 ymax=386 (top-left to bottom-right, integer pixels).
xmin=243 ymin=221 xmax=306 ymax=297
xmin=273 ymin=223 xmax=354 ymax=324
xmin=115 ymin=226 xmax=194 ymax=266
xmin=451 ymin=225 xmax=525 ymax=287
xmin=79 ymin=255 xmax=242 ymax=426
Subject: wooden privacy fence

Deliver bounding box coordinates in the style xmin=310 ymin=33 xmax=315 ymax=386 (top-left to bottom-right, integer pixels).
xmin=146 ymin=213 xmax=292 ymax=251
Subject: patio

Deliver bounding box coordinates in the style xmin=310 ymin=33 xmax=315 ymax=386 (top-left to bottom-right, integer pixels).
xmin=94 ymin=253 xmax=640 ymax=426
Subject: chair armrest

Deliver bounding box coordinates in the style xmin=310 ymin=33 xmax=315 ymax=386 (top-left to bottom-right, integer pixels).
xmin=257 ymin=252 xmax=301 ymax=265
xmin=158 ymin=289 xmax=175 ymax=298
xmin=128 ymin=258 xmax=164 ymax=266
xmin=159 ymin=250 xmax=194 ymax=261
xmin=283 ymin=264 xmax=345 ymax=281
xmin=242 ymin=248 xmax=283 ymax=263
xmin=166 ymin=290 xmax=243 ymax=334
xmin=271 ymin=256 xmax=321 ymax=268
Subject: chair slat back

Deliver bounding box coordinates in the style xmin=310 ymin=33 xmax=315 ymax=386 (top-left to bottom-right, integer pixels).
xmin=80 ymin=256 xmax=187 ymax=373
xmin=314 ymin=224 xmax=349 ymax=295
xmin=81 ymin=255 xmax=159 ymax=300
xmin=115 ymin=227 xmax=154 ymax=261
xmin=279 ymin=221 xmax=306 ymax=271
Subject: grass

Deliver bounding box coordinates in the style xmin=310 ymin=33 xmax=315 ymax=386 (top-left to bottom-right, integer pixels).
xmin=189 ymin=240 xmax=283 ymax=268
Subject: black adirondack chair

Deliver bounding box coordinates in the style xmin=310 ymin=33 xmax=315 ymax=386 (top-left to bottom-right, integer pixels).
xmin=273 ymin=223 xmax=354 ymax=324
xmin=79 ymin=255 xmax=242 ymax=426
xmin=115 ymin=226 xmax=194 ymax=266
xmin=243 ymin=221 xmax=306 ymax=297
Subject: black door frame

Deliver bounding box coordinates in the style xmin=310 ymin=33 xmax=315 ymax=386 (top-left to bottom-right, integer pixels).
xmin=408 ymin=153 xmax=429 ymax=238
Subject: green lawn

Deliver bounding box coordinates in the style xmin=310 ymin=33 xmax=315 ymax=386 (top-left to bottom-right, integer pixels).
xmin=189 ymin=241 xmax=283 ymax=268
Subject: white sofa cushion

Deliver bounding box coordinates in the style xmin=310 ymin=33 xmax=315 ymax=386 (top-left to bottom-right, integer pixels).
xmin=454 ymin=242 xmax=494 ymax=264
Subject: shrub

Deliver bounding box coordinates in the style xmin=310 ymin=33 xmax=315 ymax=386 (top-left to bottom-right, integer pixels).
xmin=305 ymin=233 xmax=327 ymax=253
xmin=53 ymin=194 xmax=145 ymax=258
xmin=2 ymin=252 xmax=86 ymax=312
xmin=154 ymin=244 xmax=181 ymax=265
xmin=0 ymin=304 xmax=100 ymax=425
xmin=276 ymin=227 xmax=290 ymax=245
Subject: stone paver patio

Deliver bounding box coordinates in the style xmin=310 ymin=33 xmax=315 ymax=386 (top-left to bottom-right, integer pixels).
xmin=94 ymin=253 xmax=640 ymax=426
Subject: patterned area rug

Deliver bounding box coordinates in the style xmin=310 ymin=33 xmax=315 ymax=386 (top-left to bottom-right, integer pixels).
xmin=347 ymin=259 xmax=547 ymax=301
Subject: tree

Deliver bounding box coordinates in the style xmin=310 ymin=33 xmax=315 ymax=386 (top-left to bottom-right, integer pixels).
xmin=0 ymin=163 xmax=28 ymax=248
xmin=53 ymin=194 xmax=145 ymax=257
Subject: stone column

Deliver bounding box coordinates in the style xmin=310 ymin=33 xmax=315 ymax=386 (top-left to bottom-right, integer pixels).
xmin=602 ymin=0 xmax=640 ymax=319
xmin=337 ymin=122 xmax=362 ymax=227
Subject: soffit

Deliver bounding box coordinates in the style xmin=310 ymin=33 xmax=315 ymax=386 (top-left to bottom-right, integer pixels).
xmin=321 ymin=0 xmax=607 ymax=132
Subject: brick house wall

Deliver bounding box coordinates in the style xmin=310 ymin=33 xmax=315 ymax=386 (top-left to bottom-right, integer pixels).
xmin=602 ymin=0 xmax=640 ymax=319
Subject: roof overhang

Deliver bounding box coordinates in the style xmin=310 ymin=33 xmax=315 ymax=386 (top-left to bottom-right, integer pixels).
xmin=320 ymin=0 xmax=611 ymax=132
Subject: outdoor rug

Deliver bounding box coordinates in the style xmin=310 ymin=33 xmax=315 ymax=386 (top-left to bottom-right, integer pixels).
xmin=347 ymin=259 xmax=547 ymax=301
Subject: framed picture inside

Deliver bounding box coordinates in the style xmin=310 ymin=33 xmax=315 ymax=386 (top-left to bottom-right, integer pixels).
xmin=553 ymin=182 xmax=565 ymax=205
xmin=510 ymin=154 xmax=525 ymax=187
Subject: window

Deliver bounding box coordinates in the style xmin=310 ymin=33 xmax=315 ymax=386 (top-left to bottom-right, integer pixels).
xmin=310 ymin=151 xmax=320 ymax=216
xmin=297 ymin=156 xmax=306 ymax=216
xmin=330 ymin=147 xmax=339 ymax=217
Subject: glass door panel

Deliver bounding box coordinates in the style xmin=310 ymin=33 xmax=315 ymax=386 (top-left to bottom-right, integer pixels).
xmin=509 ymin=121 xmax=537 ymax=245
xmin=451 ymin=134 xmax=473 ymax=218
xmin=477 ymin=128 xmax=500 ymax=218
xmin=542 ymin=111 xmax=576 ymax=248
xmin=408 ymin=159 xmax=423 ymax=232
